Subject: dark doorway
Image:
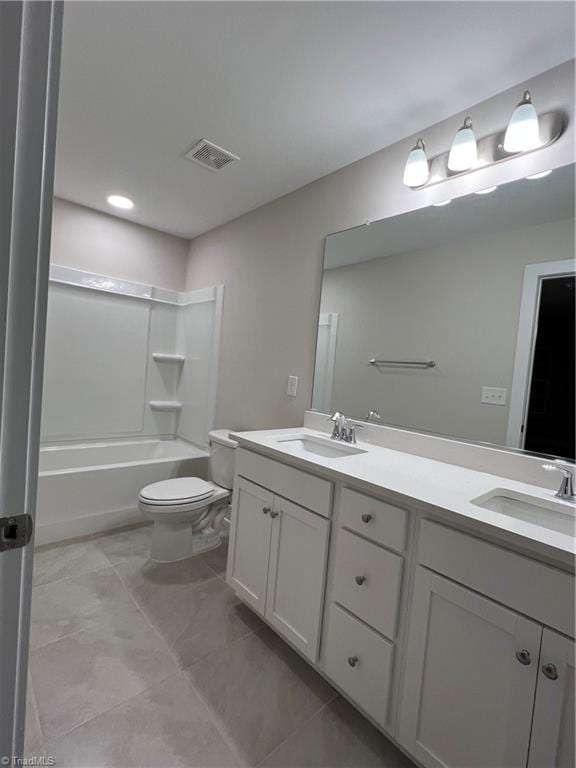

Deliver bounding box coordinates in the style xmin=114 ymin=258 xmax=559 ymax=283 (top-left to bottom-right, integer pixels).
xmin=524 ymin=275 xmax=575 ymax=460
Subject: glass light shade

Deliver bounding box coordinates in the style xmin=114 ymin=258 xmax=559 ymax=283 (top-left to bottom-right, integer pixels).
xmin=503 ymin=91 xmax=540 ymax=152
xmin=403 ymin=140 xmax=429 ymax=187
xmin=526 ymin=169 xmax=552 ymax=180
xmin=475 ymin=186 xmax=498 ymax=195
xmin=448 ymin=118 xmax=478 ymax=172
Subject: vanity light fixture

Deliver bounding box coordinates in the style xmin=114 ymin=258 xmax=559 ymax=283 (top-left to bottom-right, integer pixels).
xmin=526 ymin=169 xmax=553 ymax=180
xmin=503 ymin=91 xmax=540 ymax=153
xmin=448 ymin=117 xmax=478 ymax=172
xmin=402 ymin=139 xmax=429 ymax=188
xmin=403 ymin=91 xmax=562 ymax=190
xmin=107 ymin=194 xmax=134 ymax=210
xmin=475 ymin=186 xmax=498 ymax=195
xmin=432 ymin=200 xmax=451 ymax=207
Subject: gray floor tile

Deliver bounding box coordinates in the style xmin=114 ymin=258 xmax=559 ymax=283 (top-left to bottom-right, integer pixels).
xmin=202 ymin=539 xmax=229 ymax=577
xmin=121 ymin=571 xmax=263 ymax=669
xmin=93 ymin=523 xmax=152 ymax=566
xmin=33 ymin=537 xmax=110 ymax=587
xmin=114 ymin=552 xmax=217 ymax=595
xmin=30 ymin=605 xmax=177 ymax=739
xmin=30 ymin=566 xmax=134 ymax=650
xmin=24 ymin=680 xmax=44 ymax=759
xmin=261 ymin=696 xmax=416 ymax=768
xmin=185 ymin=626 xmax=336 ymax=765
xmin=46 ymin=674 xmax=240 ymax=768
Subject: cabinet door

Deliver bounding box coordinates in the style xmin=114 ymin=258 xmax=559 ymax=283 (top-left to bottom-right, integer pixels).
xmin=265 ymin=497 xmax=329 ymax=661
xmin=226 ymin=477 xmax=273 ymax=614
xmin=529 ymin=629 xmax=575 ymax=768
xmin=399 ymin=568 xmax=542 ymax=768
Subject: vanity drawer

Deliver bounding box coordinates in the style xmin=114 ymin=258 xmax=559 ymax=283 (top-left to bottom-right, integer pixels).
xmin=236 ymin=448 xmax=332 ymax=517
xmin=332 ymin=528 xmax=403 ymax=639
xmin=339 ymin=487 xmax=407 ymax=552
xmin=323 ymin=603 xmax=393 ymax=729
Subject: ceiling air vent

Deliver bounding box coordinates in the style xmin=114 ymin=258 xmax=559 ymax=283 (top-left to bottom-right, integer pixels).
xmin=184 ymin=139 xmax=239 ymax=172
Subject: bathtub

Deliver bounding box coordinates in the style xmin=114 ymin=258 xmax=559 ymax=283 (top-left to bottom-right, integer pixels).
xmin=36 ymin=438 xmax=209 ymax=545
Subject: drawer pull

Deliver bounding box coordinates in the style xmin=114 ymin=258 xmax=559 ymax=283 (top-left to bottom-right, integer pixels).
xmin=270 ymin=509 xmax=280 ymax=519
xmin=347 ymin=655 xmax=359 ymax=667
xmin=361 ymin=513 xmax=373 ymax=524
xmin=355 ymin=575 xmax=366 ymax=586
xmin=515 ymin=649 xmax=531 ymax=666
xmin=262 ymin=506 xmax=271 ymax=515
xmin=542 ymin=663 xmax=558 ymax=680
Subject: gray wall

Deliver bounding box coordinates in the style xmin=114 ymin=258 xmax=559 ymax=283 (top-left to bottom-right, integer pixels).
xmin=51 ymin=198 xmax=189 ymax=290
xmin=185 ymin=61 xmax=574 ymax=431
xmin=320 ymin=217 xmax=574 ymax=445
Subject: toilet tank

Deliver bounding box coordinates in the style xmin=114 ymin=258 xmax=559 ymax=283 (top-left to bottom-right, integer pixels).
xmin=209 ymin=430 xmax=238 ymax=489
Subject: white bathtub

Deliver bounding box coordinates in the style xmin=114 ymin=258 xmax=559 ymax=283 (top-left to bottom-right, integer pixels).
xmin=36 ymin=438 xmax=209 ymax=545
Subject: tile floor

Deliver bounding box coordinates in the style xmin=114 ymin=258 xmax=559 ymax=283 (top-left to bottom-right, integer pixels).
xmin=26 ymin=524 xmax=415 ymax=768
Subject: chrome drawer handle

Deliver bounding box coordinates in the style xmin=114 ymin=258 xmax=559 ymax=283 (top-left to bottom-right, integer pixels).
xmin=516 ymin=649 xmax=531 ymax=666
xmin=355 ymin=575 xmax=366 ymax=586
xmin=542 ymin=663 xmax=558 ymax=680
xmin=361 ymin=513 xmax=373 ymax=524
xmin=262 ymin=506 xmax=271 ymax=515
xmin=270 ymin=510 xmax=280 ymax=519
xmin=348 ymin=655 xmax=359 ymax=668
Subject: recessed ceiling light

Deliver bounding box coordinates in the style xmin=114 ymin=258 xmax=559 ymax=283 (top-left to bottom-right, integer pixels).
xmin=107 ymin=194 xmax=134 ymax=210
xmin=526 ymin=170 xmax=553 ymax=180
xmin=475 ymin=186 xmax=498 ymax=195
xmin=433 ymin=200 xmax=452 ymax=207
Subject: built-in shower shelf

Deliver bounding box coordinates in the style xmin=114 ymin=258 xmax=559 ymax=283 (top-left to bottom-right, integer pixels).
xmin=149 ymin=400 xmax=183 ymax=412
xmin=152 ymin=353 xmax=185 ymax=364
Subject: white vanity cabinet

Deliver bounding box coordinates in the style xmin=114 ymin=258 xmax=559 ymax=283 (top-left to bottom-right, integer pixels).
xmin=322 ymin=487 xmax=409 ymax=730
xmin=399 ymin=520 xmax=575 ymax=768
xmin=227 ymin=450 xmax=331 ymax=662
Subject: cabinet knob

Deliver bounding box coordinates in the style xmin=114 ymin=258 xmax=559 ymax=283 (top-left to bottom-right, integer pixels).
xmin=347 ymin=655 xmax=359 ymax=668
xmin=355 ymin=575 xmax=366 ymax=586
xmin=542 ymin=663 xmax=558 ymax=680
xmin=515 ymin=649 xmax=531 ymax=666
xmin=262 ymin=506 xmax=271 ymax=515
xmin=270 ymin=510 xmax=280 ymax=519
xmin=361 ymin=513 xmax=373 ymax=524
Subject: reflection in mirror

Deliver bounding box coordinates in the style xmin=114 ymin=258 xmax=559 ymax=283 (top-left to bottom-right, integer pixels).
xmin=313 ymin=164 xmax=575 ymax=460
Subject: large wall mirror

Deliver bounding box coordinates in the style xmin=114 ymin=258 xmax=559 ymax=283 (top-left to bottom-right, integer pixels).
xmin=313 ymin=163 xmax=575 ymax=461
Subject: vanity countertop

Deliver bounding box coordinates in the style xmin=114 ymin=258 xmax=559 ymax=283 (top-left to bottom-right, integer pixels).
xmin=231 ymin=427 xmax=576 ymax=559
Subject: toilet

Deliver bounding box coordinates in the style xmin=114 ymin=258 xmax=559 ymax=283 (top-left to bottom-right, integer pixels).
xmin=138 ymin=429 xmax=238 ymax=563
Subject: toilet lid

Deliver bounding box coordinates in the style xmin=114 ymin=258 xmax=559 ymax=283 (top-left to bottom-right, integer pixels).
xmin=139 ymin=477 xmax=215 ymax=505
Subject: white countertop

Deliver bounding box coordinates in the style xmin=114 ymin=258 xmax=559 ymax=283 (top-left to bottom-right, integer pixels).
xmin=231 ymin=427 xmax=576 ymax=559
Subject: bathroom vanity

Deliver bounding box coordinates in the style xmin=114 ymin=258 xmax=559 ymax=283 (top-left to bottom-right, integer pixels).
xmin=226 ymin=422 xmax=575 ymax=768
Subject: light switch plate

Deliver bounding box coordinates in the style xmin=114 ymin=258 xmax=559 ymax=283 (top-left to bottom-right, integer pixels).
xmin=481 ymin=386 xmax=507 ymax=405
xmin=287 ymin=375 xmax=298 ymax=397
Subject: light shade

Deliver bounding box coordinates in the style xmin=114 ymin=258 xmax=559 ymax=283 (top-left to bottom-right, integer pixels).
xmin=503 ymin=91 xmax=540 ymax=152
xmin=448 ymin=117 xmax=478 ymax=172
xmin=403 ymin=139 xmax=429 ymax=187
xmin=107 ymin=194 xmax=134 ymax=210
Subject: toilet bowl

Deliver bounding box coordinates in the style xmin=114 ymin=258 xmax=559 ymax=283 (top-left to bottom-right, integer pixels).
xmin=138 ymin=430 xmax=237 ymax=563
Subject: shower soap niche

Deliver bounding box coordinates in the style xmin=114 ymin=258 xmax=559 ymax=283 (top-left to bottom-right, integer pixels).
xmin=149 ymin=401 xmax=183 ymax=411
xmin=152 ymin=353 xmax=185 ymax=364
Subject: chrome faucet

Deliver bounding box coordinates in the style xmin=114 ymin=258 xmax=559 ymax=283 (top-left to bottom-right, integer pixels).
xmin=542 ymin=463 xmax=575 ymax=501
xmin=329 ymin=412 xmax=361 ymax=444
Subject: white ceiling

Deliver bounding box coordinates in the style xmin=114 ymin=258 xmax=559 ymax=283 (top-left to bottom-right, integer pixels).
xmin=55 ymin=1 xmax=575 ymax=239
xmin=324 ymin=163 xmax=575 ymax=269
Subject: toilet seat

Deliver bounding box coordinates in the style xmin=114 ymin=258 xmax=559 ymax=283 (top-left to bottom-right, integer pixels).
xmin=139 ymin=477 xmax=215 ymax=507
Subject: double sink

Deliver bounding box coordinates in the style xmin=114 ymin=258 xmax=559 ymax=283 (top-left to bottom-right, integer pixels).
xmin=270 ymin=432 xmax=575 ymax=539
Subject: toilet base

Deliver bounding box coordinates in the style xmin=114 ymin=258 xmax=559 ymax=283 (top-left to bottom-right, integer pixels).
xmin=149 ymin=520 xmax=222 ymax=563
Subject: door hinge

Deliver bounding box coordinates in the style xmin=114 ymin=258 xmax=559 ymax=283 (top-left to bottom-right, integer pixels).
xmin=0 ymin=514 xmax=34 ymax=552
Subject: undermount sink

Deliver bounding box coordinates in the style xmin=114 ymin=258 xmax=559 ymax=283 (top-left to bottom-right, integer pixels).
xmin=274 ymin=434 xmax=367 ymax=459
xmin=472 ymin=489 xmax=576 ymax=537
